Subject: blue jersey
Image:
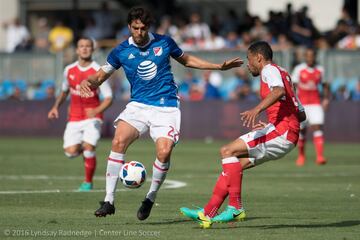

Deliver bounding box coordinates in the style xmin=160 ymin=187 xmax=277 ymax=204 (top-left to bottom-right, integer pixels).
xmin=107 ymin=33 xmax=184 ymax=107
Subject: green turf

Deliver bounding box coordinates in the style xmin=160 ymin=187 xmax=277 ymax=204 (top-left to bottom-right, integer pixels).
xmin=0 ymin=137 xmax=359 ymax=239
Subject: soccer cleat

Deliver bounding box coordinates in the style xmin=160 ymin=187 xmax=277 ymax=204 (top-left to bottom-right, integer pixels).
xmin=78 ymin=182 xmax=93 ymax=192
xmin=211 ymin=206 xmax=246 ymax=223
xmin=316 ymin=157 xmax=327 ymax=165
xmin=94 ymin=201 xmax=115 ymax=217
xmin=180 ymin=207 xmax=204 ymax=221
xmin=197 ymin=212 xmax=212 ymax=229
xmin=137 ymin=198 xmax=154 ymax=221
xmin=296 ymin=156 xmax=306 ymax=166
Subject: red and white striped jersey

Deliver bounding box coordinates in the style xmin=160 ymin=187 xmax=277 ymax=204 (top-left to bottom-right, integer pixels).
xmin=62 ymin=61 xmax=112 ymax=122
xmin=260 ymin=63 xmax=302 ymax=144
xmin=291 ymin=63 xmax=324 ymax=105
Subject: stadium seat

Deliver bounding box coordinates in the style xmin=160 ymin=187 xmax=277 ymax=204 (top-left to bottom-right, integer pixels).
xmin=41 ymin=79 xmax=55 ymax=89
xmin=346 ymin=78 xmax=358 ymax=93
xmin=32 ymin=79 xmax=56 ymax=100
xmin=15 ymin=79 xmax=27 ymax=92
xmin=330 ymin=77 xmax=345 ymax=94
xmin=1 ymin=80 xmax=15 ymax=97
xmin=32 ymin=89 xmax=47 ymax=100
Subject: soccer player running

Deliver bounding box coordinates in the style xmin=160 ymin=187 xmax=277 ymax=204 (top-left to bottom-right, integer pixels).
xmin=291 ymin=48 xmax=330 ymax=166
xmin=181 ymin=41 xmax=306 ymax=228
xmin=48 ymin=37 xmax=113 ymax=191
xmin=79 ymin=7 xmax=242 ymax=221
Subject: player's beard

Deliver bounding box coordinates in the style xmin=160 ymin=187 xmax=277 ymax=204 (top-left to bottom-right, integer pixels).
xmin=134 ymin=35 xmax=149 ymax=47
xmin=248 ymin=66 xmax=259 ymax=77
xmin=250 ymin=71 xmax=259 ymax=77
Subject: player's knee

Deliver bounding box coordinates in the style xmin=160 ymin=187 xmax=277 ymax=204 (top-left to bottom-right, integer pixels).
xmin=156 ymin=146 xmax=172 ymax=161
xmin=220 ymin=145 xmax=233 ymax=158
xmin=112 ymin=137 xmax=127 ymax=151
xmin=64 ymin=149 xmax=81 ymax=158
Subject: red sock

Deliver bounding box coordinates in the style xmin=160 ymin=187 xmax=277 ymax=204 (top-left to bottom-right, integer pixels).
xmin=313 ymin=131 xmax=324 ymax=160
xmin=204 ymin=172 xmax=228 ymax=218
xmin=84 ymin=156 xmax=96 ymax=183
xmin=222 ymin=157 xmax=242 ymax=209
xmin=298 ymin=137 xmax=305 ymax=158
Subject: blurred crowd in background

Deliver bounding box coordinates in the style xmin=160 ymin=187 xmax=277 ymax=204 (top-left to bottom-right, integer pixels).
xmin=1 ymin=2 xmax=360 ymax=102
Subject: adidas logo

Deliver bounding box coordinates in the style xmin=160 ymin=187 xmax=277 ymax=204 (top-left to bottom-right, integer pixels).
xmin=128 ymin=53 xmax=135 ymax=59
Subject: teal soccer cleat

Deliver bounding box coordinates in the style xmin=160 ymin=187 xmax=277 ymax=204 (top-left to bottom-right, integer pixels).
xmin=78 ymin=182 xmax=93 ymax=192
xmin=211 ymin=206 xmax=246 ymax=223
xmin=180 ymin=207 xmax=204 ymax=221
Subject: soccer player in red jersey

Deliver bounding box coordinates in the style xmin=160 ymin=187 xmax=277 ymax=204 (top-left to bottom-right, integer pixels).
xmin=48 ymin=37 xmax=113 ymax=191
xmin=291 ymin=48 xmax=330 ymax=166
xmin=181 ymin=41 xmax=306 ymax=228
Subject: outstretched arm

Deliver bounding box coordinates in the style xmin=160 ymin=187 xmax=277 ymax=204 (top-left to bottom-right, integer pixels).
xmin=48 ymin=91 xmax=69 ymax=119
xmin=240 ymin=87 xmax=285 ymax=128
xmin=80 ymin=68 xmax=112 ymax=97
xmin=322 ymin=82 xmax=330 ymax=111
xmin=175 ymin=53 xmax=243 ymax=71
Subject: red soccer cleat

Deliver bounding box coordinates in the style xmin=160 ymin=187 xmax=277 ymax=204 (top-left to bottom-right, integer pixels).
xmin=316 ymin=157 xmax=327 ymax=165
xmin=296 ymin=156 xmax=306 ymax=166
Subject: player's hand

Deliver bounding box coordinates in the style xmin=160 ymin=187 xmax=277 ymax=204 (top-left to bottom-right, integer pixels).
xmin=220 ymin=57 xmax=243 ymax=71
xmin=85 ymin=108 xmax=98 ymax=118
xmin=48 ymin=108 xmax=59 ymax=119
xmin=80 ymin=80 xmax=93 ymax=98
xmin=252 ymin=120 xmax=267 ymax=130
xmin=240 ymin=107 xmax=261 ymax=128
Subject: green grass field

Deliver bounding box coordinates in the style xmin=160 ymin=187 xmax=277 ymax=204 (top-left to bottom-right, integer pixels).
xmin=0 ymin=137 xmax=359 ymax=240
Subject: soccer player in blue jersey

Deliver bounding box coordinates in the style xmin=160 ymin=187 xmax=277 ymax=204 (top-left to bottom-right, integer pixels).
xmin=80 ymin=7 xmax=243 ymax=221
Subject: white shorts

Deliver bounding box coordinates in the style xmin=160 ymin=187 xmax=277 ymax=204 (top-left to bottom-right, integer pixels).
xmin=239 ymin=124 xmax=296 ymax=166
xmin=114 ymin=102 xmax=181 ymax=143
xmin=301 ymin=104 xmax=324 ymax=128
xmin=63 ymin=118 xmax=102 ymax=148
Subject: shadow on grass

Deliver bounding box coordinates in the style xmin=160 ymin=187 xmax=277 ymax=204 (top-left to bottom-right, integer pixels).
xmin=135 ymin=217 xmax=270 ymax=226
xmin=214 ymin=220 xmax=360 ymax=230
xmin=121 ymin=218 xmax=192 ymax=225
xmin=254 ymin=220 xmax=360 ymax=229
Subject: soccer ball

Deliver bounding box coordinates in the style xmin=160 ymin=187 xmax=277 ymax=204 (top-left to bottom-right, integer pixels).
xmin=120 ymin=161 xmax=147 ymax=188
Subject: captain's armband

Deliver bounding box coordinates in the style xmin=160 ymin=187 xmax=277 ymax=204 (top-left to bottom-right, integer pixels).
xmin=101 ymin=62 xmax=116 ymax=74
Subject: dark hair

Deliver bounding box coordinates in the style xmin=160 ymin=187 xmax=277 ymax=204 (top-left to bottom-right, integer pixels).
xmin=127 ymin=7 xmax=154 ymax=26
xmin=248 ymin=41 xmax=273 ymax=61
xmin=306 ymin=47 xmax=317 ymax=56
xmin=77 ymin=37 xmax=95 ymax=49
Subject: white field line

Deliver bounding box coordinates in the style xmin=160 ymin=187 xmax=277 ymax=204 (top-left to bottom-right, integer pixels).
xmin=0 ymin=175 xmax=186 ymax=195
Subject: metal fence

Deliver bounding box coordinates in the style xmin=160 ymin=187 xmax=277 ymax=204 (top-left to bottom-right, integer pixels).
xmin=0 ymin=52 xmax=62 ymax=84
xmin=0 ymin=49 xmax=359 ymax=96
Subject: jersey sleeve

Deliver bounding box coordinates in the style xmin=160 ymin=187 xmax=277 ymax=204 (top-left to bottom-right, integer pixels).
xmin=106 ymin=48 xmax=122 ymax=70
xmin=61 ymin=68 xmax=69 ymax=92
xmin=166 ymin=36 xmax=184 ymax=58
xmin=291 ymin=65 xmax=301 ymax=84
xmin=262 ymin=65 xmax=284 ymax=89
